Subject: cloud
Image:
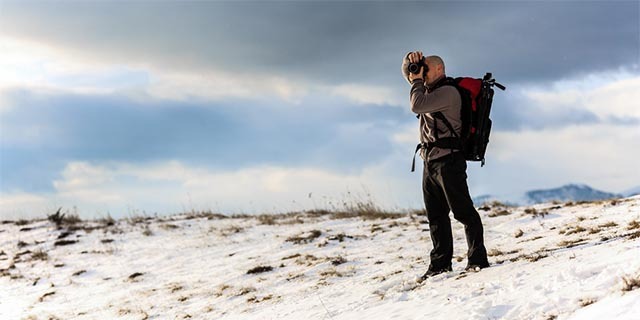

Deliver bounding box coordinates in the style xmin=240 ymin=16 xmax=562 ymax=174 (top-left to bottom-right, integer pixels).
xmin=1 ymin=1 xmax=636 ymax=88
xmin=0 ymin=86 xmax=410 ymax=195
xmin=326 ymin=83 xmax=404 ymax=106
xmin=0 ymin=158 xmax=422 ymax=219
xmin=489 ymin=71 xmax=640 ymax=132
xmin=467 ymin=122 xmax=640 ymax=196
xmin=521 ymin=71 xmax=640 ymax=120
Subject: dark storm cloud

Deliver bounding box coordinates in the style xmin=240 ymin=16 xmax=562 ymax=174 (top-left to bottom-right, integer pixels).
xmin=0 ymin=89 xmax=406 ymax=193
xmin=1 ymin=1 xmax=637 ymax=88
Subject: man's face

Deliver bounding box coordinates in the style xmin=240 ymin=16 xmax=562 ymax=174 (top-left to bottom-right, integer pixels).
xmin=425 ymin=62 xmax=442 ymax=85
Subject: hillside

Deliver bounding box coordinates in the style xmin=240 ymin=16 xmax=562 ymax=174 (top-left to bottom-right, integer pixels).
xmin=1 ymin=197 xmax=640 ymax=319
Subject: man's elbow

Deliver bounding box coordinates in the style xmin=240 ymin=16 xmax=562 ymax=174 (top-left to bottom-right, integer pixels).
xmin=410 ymin=96 xmax=426 ymax=114
xmin=410 ymin=103 xmax=423 ymax=114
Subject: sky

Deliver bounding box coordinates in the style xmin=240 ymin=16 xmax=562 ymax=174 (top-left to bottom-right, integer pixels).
xmin=0 ymin=1 xmax=639 ymax=219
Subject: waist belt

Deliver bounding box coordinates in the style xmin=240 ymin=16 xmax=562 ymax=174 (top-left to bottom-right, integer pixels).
xmin=410 ymin=137 xmax=463 ymax=172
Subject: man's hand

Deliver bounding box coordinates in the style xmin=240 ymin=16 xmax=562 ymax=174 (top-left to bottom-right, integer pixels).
xmin=408 ymin=51 xmax=424 ymax=82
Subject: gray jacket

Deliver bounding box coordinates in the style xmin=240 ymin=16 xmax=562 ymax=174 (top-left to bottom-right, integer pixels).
xmin=401 ymin=53 xmax=462 ymax=161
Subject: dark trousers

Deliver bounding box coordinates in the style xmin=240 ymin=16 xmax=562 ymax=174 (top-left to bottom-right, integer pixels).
xmin=422 ymin=152 xmax=488 ymax=269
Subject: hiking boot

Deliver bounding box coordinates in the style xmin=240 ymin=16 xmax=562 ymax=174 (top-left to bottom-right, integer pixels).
xmin=464 ymin=262 xmax=490 ymax=272
xmin=419 ymin=266 xmax=452 ymax=282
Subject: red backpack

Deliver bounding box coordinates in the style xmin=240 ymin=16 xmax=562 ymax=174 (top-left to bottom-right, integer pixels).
xmin=411 ymin=73 xmax=505 ymax=171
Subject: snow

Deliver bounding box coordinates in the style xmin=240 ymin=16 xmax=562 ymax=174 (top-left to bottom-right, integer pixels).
xmin=1 ymin=196 xmax=640 ymax=319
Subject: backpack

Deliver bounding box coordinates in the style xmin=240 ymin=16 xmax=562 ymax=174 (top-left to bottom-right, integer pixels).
xmin=411 ymin=73 xmax=505 ymax=172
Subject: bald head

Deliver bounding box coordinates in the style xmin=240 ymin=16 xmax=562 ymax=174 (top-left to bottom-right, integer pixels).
xmin=424 ymin=55 xmax=446 ymax=85
xmin=426 ymin=55 xmax=445 ymax=72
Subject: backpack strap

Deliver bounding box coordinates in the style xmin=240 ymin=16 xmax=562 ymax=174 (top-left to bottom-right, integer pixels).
xmin=411 ymin=143 xmax=428 ymax=172
xmin=433 ymin=112 xmax=459 ymax=139
xmin=433 ymin=111 xmax=462 ymax=157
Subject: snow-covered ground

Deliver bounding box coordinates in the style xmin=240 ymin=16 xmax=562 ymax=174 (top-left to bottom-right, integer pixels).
xmin=1 ymin=196 xmax=640 ymax=319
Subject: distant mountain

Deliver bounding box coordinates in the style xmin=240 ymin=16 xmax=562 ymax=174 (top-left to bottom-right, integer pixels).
xmin=622 ymin=186 xmax=640 ymax=197
xmin=472 ymin=194 xmax=519 ymax=207
xmin=524 ymin=184 xmax=621 ymax=204
xmin=472 ymin=194 xmax=496 ymax=205
xmin=473 ymin=184 xmax=623 ymax=206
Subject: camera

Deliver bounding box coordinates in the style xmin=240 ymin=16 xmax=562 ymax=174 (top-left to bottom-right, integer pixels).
xmin=408 ymin=57 xmax=429 ymax=77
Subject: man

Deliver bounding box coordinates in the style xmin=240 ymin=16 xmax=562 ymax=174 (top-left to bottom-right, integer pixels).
xmin=402 ymin=51 xmax=489 ymax=280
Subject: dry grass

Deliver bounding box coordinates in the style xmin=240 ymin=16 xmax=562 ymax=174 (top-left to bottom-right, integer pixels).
xmin=31 ymin=249 xmax=48 ymax=261
xmin=72 ymin=270 xmax=87 ymax=276
xmin=39 ymin=291 xmax=56 ymax=302
xmin=126 ymin=215 xmax=151 ymax=226
xmin=15 ymin=219 xmax=32 ymax=226
xmin=47 ymin=207 xmax=82 ymax=228
xmin=510 ymin=252 xmax=548 ymax=263
xmin=564 ymin=225 xmax=587 ymax=235
xmin=142 ymin=226 xmax=153 ymax=236
xmin=329 ymin=197 xmax=404 ymax=220
xmin=97 ymin=214 xmax=116 ymax=226
xmin=579 ymin=297 xmax=597 ymax=307
xmin=488 ymin=248 xmax=520 ymax=257
xmin=159 ymin=223 xmax=180 ymax=230
xmin=246 ymin=265 xmax=273 ymax=274
xmin=282 ymin=253 xmax=301 ymax=260
xmin=295 ymin=254 xmax=320 ymax=266
xmin=54 ymin=239 xmax=78 ymax=246
xmin=488 ymin=209 xmax=511 ymax=218
xmin=514 ymin=229 xmax=524 ymax=238
xmin=236 ymin=287 xmax=256 ymax=296
xmin=526 ymin=208 xmax=549 ymax=218
xmin=627 ymin=220 xmax=640 ymax=230
xmin=598 ymin=221 xmax=618 ymax=228
xmin=621 ymin=274 xmax=640 ymax=292
xmin=219 ymin=225 xmax=244 ymax=237
xmin=184 ymin=210 xmax=228 ymax=220
xmin=286 ymin=230 xmax=322 ymax=244
xmin=247 ymin=294 xmax=274 ymax=303
xmin=319 ymin=268 xmax=344 ymax=278
xmin=330 ymin=256 xmax=347 ymax=266
xmin=557 ymin=238 xmax=588 ymax=248
xmin=128 ymin=272 xmax=144 ymax=281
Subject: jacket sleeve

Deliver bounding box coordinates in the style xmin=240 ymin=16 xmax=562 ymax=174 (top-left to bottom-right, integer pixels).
xmin=410 ymin=81 xmax=461 ymax=114
xmin=401 ymin=52 xmax=412 ymax=85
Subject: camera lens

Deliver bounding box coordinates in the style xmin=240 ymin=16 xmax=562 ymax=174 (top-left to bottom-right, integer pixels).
xmin=408 ymin=63 xmax=420 ymax=74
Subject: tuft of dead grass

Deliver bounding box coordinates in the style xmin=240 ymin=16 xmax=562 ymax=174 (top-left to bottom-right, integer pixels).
xmin=579 ymin=297 xmax=597 ymax=307
xmin=54 ymin=240 xmax=78 ymax=246
xmin=286 ymin=230 xmax=322 ymax=244
xmin=330 ymin=256 xmax=347 ymax=266
xmin=142 ymin=226 xmax=153 ymax=236
xmin=236 ymin=287 xmax=255 ymax=296
xmin=15 ymin=219 xmax=32 ymax=226
xmin=621 ymin=274 xmax=640 ymax=292
xmin=247 ymin=294 xmax=274 ymax=303
xmin=247 ymin=265 xmax=273 ymax=274
xmin=319 ymin=268 xmax=344 ymax=278
xmin=514 ymin=229 xmax=524 ymax=238
xmin=488 ymin=209 xmax=511 ymax=218
xmin=31 ymin=249 xmax=48 ymax=261
xmin=47 ymin=207 xmax=82 ymax=228
xmin=557 ymin=238 xmax=588 ymax=248
xmin=564 ymin=225 xmax=588 ymax=235
xmin=598 ymin=221 xmax=618 ymax=228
